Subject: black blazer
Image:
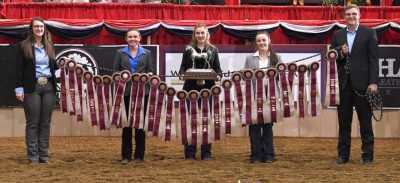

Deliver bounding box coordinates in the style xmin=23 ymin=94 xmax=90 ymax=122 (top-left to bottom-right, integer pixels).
xmin=331 ymin=24 xmax=379 ymax=90
xmin=179 ymin=44 xmax=223 ymax=92
xmin=112 ymin=46 xmax=155 ymax=96
xmin=15 ymin=44 xmax=58 ymax=94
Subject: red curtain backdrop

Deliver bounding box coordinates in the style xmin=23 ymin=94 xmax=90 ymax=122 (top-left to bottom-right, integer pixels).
xmin=1 ymin=3 xmax=400 ymax=20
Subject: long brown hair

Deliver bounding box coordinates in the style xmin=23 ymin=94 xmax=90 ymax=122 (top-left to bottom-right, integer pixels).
xmin=189 ymin=23 xmax=214 ymax=48
xmin=255 ymin=31 xmax=279 ymax=65
xmin=21 ymin=17 xmax=55 ymax=60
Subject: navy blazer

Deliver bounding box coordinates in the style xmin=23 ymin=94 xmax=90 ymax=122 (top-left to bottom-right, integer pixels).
xmin=112 ymin=46 xmax=155 ymax=96
xmin=331 ymin=24 xmax=379 ymax=90
xmin=15 ymin=44 xmax=58 ymax=94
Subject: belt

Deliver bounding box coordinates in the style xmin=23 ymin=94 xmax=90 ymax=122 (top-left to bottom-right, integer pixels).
xmin=37 ymin=76 xmax=53 ymax=86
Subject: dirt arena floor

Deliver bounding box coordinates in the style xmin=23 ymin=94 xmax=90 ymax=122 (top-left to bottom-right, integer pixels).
xmin=0 ymin=136 xmax=399 ymax=183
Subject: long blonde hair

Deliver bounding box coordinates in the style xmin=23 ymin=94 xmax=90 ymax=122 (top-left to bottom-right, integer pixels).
xmin=189 ymin=23 xmax=214 ymax=48
xmin=21 ymin=17 xmax=55 ymax=60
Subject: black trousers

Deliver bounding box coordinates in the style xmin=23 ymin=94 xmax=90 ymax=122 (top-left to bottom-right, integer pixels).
xmin=121 ymin=95 xmax=148 ymax=160
xmin=184 ymin=143 xmax=212 ymax=160
xmin=337 ymin=83 xmax=374 ymax=160
xmin=249 ymin=123 xmax=275 ymax=161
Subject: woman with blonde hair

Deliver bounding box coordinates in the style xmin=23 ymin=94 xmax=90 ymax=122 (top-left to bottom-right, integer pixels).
xmin=179 ymin=23 xmax=222 ymax=160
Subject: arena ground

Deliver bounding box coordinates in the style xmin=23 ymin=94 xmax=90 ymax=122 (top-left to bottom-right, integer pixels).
xmin=0 ymin=137 xmax=399 ymax=182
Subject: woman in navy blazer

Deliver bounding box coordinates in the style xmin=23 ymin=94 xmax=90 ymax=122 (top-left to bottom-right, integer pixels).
xmin=113 ymin=28 xmax=154 ymax=165
xmin=244 ymin=31 xmax=279 ymax=164
xmin=15 ymin=17 xmax=57 ymax=165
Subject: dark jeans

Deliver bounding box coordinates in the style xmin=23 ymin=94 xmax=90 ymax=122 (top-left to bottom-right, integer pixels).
xmin=184 ymin=143 xmax=212 ymax=160
xmin=121 ymin=95 xmax=148 ymax=160
xmin=249 ymin=123 xmax=275 ymax=161
xmin=337 ymin=83 xmax=374 ymax=160
xmin=24 ymin=82 xmax=56 ymax=162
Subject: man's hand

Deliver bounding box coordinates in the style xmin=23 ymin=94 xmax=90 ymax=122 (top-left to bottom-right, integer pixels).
xmin=16 ymin=93 xmax=24 ymax=102
xmin=368 ymin=84 xmax=378 ymax=93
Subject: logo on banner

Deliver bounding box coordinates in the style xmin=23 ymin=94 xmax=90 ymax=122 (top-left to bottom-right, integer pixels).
xmin=55 ymin=48 xmax=99 ymax=94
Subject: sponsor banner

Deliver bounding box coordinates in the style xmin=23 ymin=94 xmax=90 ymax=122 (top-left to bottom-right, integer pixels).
xmin=378 ymin=45 xmax=400 ymax=109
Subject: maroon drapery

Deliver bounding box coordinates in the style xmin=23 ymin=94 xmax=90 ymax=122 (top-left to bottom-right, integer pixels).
xmin=2 ymin=3 xmax=400 ymax=20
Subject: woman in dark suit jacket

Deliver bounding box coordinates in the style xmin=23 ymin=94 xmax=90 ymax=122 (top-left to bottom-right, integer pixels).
xmin=244 ymin=31 xmax=279 ymax=164
xmin=113 ymin=28 xmax=154 ymax=165
xmin=179 ymin=23 xmax=222 ymax=160
xmin=15 ymin=17 xmax=57 ymax=165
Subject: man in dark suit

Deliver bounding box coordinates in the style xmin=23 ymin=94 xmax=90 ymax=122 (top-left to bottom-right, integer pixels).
xmin=330 ymin=4 xmax=379 ymax=165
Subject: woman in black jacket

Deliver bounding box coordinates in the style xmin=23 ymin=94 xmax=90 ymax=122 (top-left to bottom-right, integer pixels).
xmin=179 ymin=23 xmax=222 ymax=160
xmin=15 ymin=17 xmax=57 ymax=165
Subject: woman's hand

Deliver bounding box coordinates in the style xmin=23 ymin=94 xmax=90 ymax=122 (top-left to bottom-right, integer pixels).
xmin=16 ymin=93 xmax=24 ymax=102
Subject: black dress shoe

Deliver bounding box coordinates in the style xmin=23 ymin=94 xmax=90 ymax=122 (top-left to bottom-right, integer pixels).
xmin=335 ymin=157 xmax=349 ymax=164
xmin=185 ymin=156 xmax=195 ymax=160
xmin=363 ymin=159 xmax=373 ymax=165
xmin=250 ymin=158 xmax=262 ymax=164
xmin=264 ymin=158 xmax=276 ymax=163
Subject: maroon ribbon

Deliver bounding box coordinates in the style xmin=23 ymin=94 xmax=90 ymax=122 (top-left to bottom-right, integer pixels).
xmin=134 ymin=80 xmax=145 ymax=129
xmin=244 ymin=79 xmax=252 ymax=125
xmin=278 ymin=71 xmax=291 ymax=118
xmin=76 ymin=71 xmax=83 ymax=122
xmin=268 ymin=77 xmax=277 ymax=123
xmin=129 ymin=81 xmax=139 ymax=128
xmin=288 ymin=70 xmax=295 ymax=92
xmin=110 ymin=80 xmax=125 ymax=127
xmin=179 ymin=98 xmax=188 ymax=145
xmin=329 ymin=60 xmax=337 ymax=106
xmin=60 ymin=67 xmax=68 ymax=113
xmin=310 ymin=69 xmax=317 ymax=116
xmin=256 ymin=78 xmax=264 ymax=125
xmin=201 ymin=94 xmax=209 ymax=145
xmin=86 ymin=79 xmax=97 ymax=126
xmin=164 ymin=94 xmax=174 ymax=141
xmin=223 ymin=88 xmax=231 ymax=134
xmin=68 ymin=68 xmax=76 ymax=115
xmin=213 ymin=95 xmax=221 ymax=140
xmin=146 ymin=84 xmax=158 ymax=132
xmin=96 ymin=84 xmax=106 ymax=130
xmin=233 ymin=80 xmax=243 ymax=121
xmin=190 ymin=97 xmax=198 ymax=146
xmin=113 ymin=82 xmax=123 ymax=129
xmin=153 ymin=91 xmax=165 ymax=137
xmin=298 ymin=72 xmax=305 ymax=118
xmin=103 ymin=81 xmax=111 ymax=117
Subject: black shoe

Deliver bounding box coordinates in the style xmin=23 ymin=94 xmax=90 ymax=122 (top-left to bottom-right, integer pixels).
xmin=250 ymin=158 xmax=262 ymax=164
xmin=185 ymin=156 xmax=195 ymax=160
xmin=264 ymin=158 xmax=276 ymax=163
xmin=202 ymin=157 xmax=212 ymax=161
xmin=121 ymin=159 xmax=130 ymax=165
xmin=363 ymin=159 xmax=373 ymax=165
xmin=335 ymin=157 xmax=349 ymax=164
